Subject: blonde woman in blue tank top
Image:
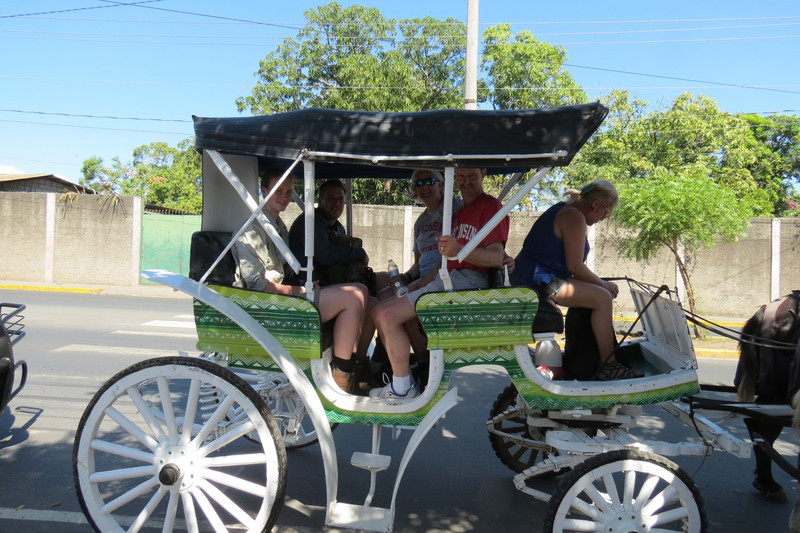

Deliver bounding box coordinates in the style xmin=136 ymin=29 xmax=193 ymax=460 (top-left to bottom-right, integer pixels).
xmin=512 ymin=180 xmax=642 ymax=381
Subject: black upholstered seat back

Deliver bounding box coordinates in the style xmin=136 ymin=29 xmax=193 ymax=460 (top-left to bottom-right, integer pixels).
xmin=189 ymin=231 xmax=236 ymax=286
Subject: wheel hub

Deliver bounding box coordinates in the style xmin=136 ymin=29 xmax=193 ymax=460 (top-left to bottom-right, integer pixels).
xmin=155 ymin=446 xmax=200 ymax=490
xmin=158 ymin=463 xmax=181 ymax=486
xmin=604 ymin=512 xmax=645 ymax=533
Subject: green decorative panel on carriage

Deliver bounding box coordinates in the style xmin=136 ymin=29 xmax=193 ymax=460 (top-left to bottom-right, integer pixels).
xmin=511 ymin=377 xmax=701 ymax=410
xmin=193 ymin=285 xmax=322 ymax=363
xmin=440 ymin=345 xmax=520 ymax=369
xmin=416 ymin=287 xmax=539 ymax=351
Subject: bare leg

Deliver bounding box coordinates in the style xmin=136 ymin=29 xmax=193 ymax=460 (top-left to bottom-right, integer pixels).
xmin=404 ymin=320 xmax=429 ymax=364
xmin=318 ymin=283 xmax=368 ymax=360
xmin=357 ymin=296 xmax=378 ymax=357
xmin=371 ymin=296 xmax=418 ymax=378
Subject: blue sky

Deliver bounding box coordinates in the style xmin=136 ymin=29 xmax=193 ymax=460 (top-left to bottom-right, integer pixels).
xmin=2 ymin=1 xmax=799 ymax=183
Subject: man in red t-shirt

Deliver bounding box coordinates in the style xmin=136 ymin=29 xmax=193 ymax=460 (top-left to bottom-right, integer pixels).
xmin=370 ymin=168 xmax=510 ymax=402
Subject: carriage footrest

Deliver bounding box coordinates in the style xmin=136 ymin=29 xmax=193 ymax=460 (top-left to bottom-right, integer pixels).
xmin=351 ymin=451 xmax=391 ymax=472
xmin=328 ymin=502 xmax=392 ymax=532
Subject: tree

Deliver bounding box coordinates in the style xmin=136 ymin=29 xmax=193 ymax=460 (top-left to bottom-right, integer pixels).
xmin=741 ymin=113 xmax=800 ymax=216
xmin=236 ymin=3 xmax=593 ymax=205
xmin=236 ymin=3 xmax=466 ymax=115
xmin=80 ymin=140 xmax=201 ymax=213
xmin=480 ymin=24 xmax=587 ymax=110
xmin=614 ymin=165 xmax=752 ymax=335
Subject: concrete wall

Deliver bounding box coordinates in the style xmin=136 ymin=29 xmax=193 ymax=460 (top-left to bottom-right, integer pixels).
xmin=1 ymin=192 xmax=142 ymax=285
xmin=2 ymin=192 xmax=799 ymax=317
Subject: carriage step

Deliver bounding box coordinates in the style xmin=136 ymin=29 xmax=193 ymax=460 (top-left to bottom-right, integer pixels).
xmin=328 ymin=501 xmax=392 ymax=532
xmin=351 ymin=451 xmax=391 ymax=472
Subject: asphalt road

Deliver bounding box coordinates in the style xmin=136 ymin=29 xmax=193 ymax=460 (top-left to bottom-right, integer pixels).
xmin=0 ymin=289 xmax=796 ymax=532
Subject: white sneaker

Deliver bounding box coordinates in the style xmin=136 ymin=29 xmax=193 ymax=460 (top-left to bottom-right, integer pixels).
xmin=369 ymin=381 xmax=418 ymax=402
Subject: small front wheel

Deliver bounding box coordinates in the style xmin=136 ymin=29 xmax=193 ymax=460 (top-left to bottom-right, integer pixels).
xmin=544 ymin=450 xmax=706 ymax=533
xmin=73 ymin=356 xmax=287 ymax=533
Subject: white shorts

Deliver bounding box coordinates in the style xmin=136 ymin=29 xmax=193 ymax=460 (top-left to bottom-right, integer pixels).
xmin=406 ymin=269 xmax=489 ymax=305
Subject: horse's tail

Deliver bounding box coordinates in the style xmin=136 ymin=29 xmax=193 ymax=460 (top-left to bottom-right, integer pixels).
xmin=736 ymin=304 xmax=765 ymax=402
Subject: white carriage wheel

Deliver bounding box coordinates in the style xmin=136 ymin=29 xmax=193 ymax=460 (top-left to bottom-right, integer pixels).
xmin=258 ymin=376 xmax=326 ymax=449
xmin=544 ymin=450 xmax=706 ymax=533
xmin=73 ymin=357 xmax=287 ymax=533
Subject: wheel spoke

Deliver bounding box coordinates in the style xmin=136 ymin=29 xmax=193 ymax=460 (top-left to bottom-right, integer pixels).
xmin=600 ymin=473 xmax=621 ymax=508
xmin=156 ymin=377 xmax=179 ymax=441
xmin=651 ymin=506 xmax=690 ymax=527
xmin=568 ymin=496 xmax=604 ymax=520
xmin=127 ymin=385 xmax=168 ymax=443
xmin=563 ymin=517 xmax=605 ymax=531
xmin=642 ymin=485 xmax=678 ymax=517
xmin=181 ymin=378 xmax=202 ymax=445
xmin=90 ymin=439 xmax=153 ymax=463
xmin=90 ymin=464 xmax=155 ymax=484
xmin=583 ymin=482 xmax=613 ymax=514
xmin=100 ymin=476 xmax=160 ymax=514
xmin=128 ymin=485 xmax=168 ymax=533
xmin=181 ymin=491 xmax=200 ymax=533
xmin=162 ymin=491 xmax=179 ymax=533
xmin=192 ymin=395 xmax=236 ymax=446
xmin=205 ymin=452 xmax=269 ymax=468
xmin=198 ymin=420 xmax=256 ymax=456
xmin=203 ymin=468 xmax=268 ymax=498
xmin=197 ymin=479 xmax=257 ymax=529
xmin=191 ymin=487 xmax=228 ymax=533
xmin=635 ymin=473 xmax=663 ymax=513
xmin=622 ymin=469 xmax=636 ymax=512
xmin=105 ymin=406 xmax=159 ymax=452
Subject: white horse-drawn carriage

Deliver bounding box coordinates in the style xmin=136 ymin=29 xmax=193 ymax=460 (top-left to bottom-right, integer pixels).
xmin=73 ymin=103 xmax=776 ymax=532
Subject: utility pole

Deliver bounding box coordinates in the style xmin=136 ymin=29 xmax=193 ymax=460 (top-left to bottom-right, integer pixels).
xmin=464 ymin=0 xmax=478 ymax=110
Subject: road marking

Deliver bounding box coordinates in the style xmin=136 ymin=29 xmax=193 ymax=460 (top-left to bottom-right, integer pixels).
xmin=0 ymin=507 xmax=88 ymax=525
xmin=141 ymin=320 xmax=195 ymax=329
xmin=112 ymin=329 xmax=197 ymax=339
xmin=0 ymin=506 xmax=321 ymax=532
xmin=51 ymin=345 xmax=181 ymax=357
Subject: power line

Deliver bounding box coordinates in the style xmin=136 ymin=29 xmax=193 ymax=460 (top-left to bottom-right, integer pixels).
xmin=564 ymin=63 xmax=800 ymax=97
xmin=0 ymin=108 xmax=191 ymax=123
xmin=96 ymin=0 xmax=302 ymax=31
xmin=0 ymin=118 xmax=188 ymax=136
xmin=0 ymin=0 xmax=164 ymax=19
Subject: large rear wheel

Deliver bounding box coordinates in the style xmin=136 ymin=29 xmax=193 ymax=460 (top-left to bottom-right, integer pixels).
xmin=73 ymin=356 xmax=287 ymax=533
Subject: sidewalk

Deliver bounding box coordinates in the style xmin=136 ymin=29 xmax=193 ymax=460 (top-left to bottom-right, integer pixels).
xmin=1 ymin=279 xmax=743 ymax=356
xmin=0 ymin=280 xmax=189 ymax=299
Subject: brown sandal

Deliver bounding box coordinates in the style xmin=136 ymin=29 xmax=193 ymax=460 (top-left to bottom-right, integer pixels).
xmin=595 ymin=361 xmax=644 ymax=381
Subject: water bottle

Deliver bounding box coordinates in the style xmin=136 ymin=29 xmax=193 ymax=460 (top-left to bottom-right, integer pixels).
xmin=532 ymin=333 xmax=562 ymax=379
xmin=388 ymin=259 xmax=408 ymax=297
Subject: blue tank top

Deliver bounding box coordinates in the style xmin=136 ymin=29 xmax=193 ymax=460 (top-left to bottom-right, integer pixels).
xmin=510 ymin=202 xmax=589 ymax=287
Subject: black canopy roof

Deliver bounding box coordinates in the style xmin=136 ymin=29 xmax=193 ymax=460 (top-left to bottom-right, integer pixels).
xmin=193 ymin=103 xmax=607 ymax=179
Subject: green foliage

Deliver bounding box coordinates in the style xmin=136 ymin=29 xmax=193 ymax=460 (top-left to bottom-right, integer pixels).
xmin=236 ymin=3 xmax=466 ymax=114
xmin=80 ymin=139 xmax=201 ymax=213
xmin=480 ymin=24 xmax=587 ymax=109
xmin=567 ymin=91 xmax=786 ymax=216
xmin=615 ymin=165 xmax=751 ymax=260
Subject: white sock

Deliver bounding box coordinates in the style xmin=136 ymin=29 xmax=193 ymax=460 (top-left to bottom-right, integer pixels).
xmin=392 ymin=374 xmax=412 ymax=396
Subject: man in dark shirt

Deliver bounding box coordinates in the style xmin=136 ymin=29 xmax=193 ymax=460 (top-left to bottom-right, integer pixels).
xmin=288 ymin=179 xmax=375 ymax=292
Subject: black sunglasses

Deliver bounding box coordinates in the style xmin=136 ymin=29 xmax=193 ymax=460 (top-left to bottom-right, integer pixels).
xmin=414 ymin=177 xmax=437 ymax=187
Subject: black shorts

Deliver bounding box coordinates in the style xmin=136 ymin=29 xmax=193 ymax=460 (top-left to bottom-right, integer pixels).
xmin=536 ymin=277 xmax=567 ymax=299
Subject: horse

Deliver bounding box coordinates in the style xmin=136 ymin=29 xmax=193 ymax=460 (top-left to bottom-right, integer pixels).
xmin=734 ymin=290 xmax=800 ymax=505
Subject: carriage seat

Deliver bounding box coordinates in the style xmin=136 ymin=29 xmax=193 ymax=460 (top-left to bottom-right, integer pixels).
xmin=189 ymin=231 xmax=236 ymax=286
xmin=188 ymin=230 xmax=325 ymax=370
xmin=531 ymin=297 xmax=564 ymax=334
